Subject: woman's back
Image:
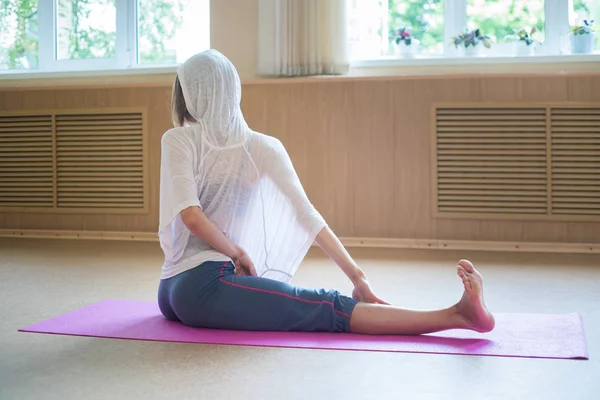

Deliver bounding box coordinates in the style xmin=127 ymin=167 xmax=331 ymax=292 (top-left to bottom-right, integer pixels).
xmin=160 ymin=123 xmax=324 ymax=281
xmin=159 ymin=50 xmax=325 ymax=282
xmin=162 ymin=124 xmax=279 ymax=232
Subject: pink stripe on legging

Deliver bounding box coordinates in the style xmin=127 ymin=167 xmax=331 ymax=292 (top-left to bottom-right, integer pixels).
xmin=219 ymin=262 xmax=351 ymax=319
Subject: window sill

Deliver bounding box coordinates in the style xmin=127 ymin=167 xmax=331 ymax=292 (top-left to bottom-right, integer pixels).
xmin=350 ymin=53 xmax=600 ymax=77
xmin=0 ymin=65 xmax=179 ymax=90
xmin=1 ymin=54 xmax=599 ymax=90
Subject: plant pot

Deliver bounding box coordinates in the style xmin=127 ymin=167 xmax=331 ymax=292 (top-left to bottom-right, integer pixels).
xmin=570 ymin=34 xmax=595 ymax=54
xmin=516 ymin=42 xmax=535 ymax=56
xmin=396 ymin=42 xmax=414 ymax=58
xmin=462 ymin=45 xmax=481 ymax=57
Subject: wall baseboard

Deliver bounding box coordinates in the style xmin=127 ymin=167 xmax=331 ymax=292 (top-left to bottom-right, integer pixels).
xmin=0 ymin=229 xmax=158 ymax=242
xmin=341 ymin=237 xmax=599 ymax=254
xmin=0 ymin=229 xmax=598 ymax=254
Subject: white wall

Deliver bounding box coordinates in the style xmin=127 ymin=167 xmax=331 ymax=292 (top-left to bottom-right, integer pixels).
xmin=210 ymin=0 xmax=259 ymax=79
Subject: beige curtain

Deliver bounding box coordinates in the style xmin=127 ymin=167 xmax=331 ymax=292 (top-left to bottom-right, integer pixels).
xmin=258 ymin=0 xmax=349 ymax=77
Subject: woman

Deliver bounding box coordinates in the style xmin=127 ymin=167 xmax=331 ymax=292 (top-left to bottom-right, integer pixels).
xmin=158 ymin=50 xmax=495 ymax=335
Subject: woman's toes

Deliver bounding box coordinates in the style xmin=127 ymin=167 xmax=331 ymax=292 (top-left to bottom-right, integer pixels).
xmin=457 ymin=267 xmax=472 ymax=290
xmin=458 ymin=259 xmax=475 ymax=273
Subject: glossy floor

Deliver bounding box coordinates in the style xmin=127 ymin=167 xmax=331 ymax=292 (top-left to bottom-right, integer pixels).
xmin=1 ymin=239 xmax=598 ymax=400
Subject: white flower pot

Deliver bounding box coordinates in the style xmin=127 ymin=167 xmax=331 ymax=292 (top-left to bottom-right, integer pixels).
xmin=516 ymin=42 xmax=535 ymax=56
xmin=462 ymin=45 xmax=481 ymax=57
xmin=396 ymin=42 xmax=414 ymax=58
xmin=570 ymin=34 xmax=595 ymax=54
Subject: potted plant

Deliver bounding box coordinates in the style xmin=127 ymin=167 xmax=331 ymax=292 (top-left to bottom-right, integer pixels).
xmin=507 ymin=27 xmax=542 ymax=56
xmin=392 ymin=27 xmax=414 ymax=57
xmin=453 ymin=28 xmax=492 ymax=56
xmin=570 ymin=20 xmax=596 ymax=54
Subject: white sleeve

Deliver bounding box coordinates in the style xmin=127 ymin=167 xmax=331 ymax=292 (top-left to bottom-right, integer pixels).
xmin=159 ymin=130 xmax=201 ymax=231
xmin=266 ymin=139 xmax=326 ymax=229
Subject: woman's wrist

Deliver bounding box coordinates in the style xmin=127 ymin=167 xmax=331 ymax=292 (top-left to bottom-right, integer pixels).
xmin=348 ymin=266 xmax=367 ymax=285
xmin=231 ymin=245 xmax=246 ymax=262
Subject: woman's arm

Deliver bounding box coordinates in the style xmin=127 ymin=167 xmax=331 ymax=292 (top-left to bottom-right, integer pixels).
xmin=315 ymin=226 xmax=366 ymax=284
xmin=264 ymin=139 xmax=386 ymax=302
xmin=180 ymin=206 xmax=257 ymax=276
xmin=159 ymin=131 xmax=255 ymax=274
xmin=315 ymin=226 xmax=389 ymax=304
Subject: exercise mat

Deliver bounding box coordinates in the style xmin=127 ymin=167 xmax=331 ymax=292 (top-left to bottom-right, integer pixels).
xmin=19 ymin=299 xmax=588 ymax=360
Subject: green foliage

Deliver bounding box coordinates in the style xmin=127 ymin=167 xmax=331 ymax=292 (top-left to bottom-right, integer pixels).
xmin=137 ymin=0 xmax=184 ymax=63
xmin=57 ymin=0 xmax=116 ymax=60
xmin=386 ymin=0 xmax=547 ymax=53
xmin=506 ymin=27 xmax=542 ymax=46
xmin=573 ymin=0 xmax=591 ymax=16
xmin=570 ymin=20 xmax=595 ymax=35
xmin=1 ymin=0 xmax=186 ymax=69
xmin=466 ymin=0 xmax=544 ymax=44
xmin=452 ymin=28 xmax=492 ymax=48
xmin=388 ymin=0 xmax=443 ymax=53
xmin=392 ymin=27 xmax=412 ymax=45
xmin=573 ymin=1 xmax=600 ymax=47
xmin=1 ymin=0 xmax=39 ymax=69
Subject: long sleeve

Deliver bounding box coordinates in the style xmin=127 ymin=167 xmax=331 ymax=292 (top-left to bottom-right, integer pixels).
xmin=265 ymin=139 xmax=326 ymax=231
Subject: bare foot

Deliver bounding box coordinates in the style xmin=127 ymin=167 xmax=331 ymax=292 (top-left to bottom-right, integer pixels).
xmin=455 ymin=259 xmax=496 ymax=333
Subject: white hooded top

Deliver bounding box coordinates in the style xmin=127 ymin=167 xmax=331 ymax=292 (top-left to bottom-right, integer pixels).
xmin=159 ymin=50 xmax=326 ymax=281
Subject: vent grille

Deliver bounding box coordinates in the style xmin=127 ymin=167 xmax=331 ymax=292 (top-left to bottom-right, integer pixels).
xmin=436 ymin=108 xmax=548 ymax=215
xmin=56 ymin=113 xmax=144 ymax=208
xmin=0 ymin=115 xmax=54 ymax=208
xmin=0 ymin=109 xmax=146 ymax=213
xmin=551 ymin=108 xmax=600 ymax=216
xmin=434 ymin=104 xmax=600 ymax=221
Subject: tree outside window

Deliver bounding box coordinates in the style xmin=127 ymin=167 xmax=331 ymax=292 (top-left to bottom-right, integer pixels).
xmin=0 ymin=0 xmax=204 ymax=70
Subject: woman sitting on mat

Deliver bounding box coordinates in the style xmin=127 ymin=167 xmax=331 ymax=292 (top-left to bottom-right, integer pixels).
xmin=158 ymin=50 xmax=495 ymax=335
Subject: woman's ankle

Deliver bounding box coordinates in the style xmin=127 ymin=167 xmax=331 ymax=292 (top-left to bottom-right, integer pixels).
xmin=449 ymin=304 xmax=471 ymax=330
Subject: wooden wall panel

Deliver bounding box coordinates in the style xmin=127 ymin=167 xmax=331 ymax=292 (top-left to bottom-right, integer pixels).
xmin=1 ymin=74 xmax=599 ymax=244
xmin=352 ymin=81 xmax=395 ymax=238
xmin=0 ymin=87 xmax=172 ymax=233
xmin=392 ymin=80 xmax=434 ymax=239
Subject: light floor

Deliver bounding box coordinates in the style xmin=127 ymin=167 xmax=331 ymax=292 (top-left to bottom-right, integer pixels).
xmin=1 ymin=238 xmax=599 ymax=400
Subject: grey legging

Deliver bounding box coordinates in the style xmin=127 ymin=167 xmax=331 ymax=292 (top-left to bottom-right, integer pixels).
xmin=158 ymin=261 xmax=357 ymax=332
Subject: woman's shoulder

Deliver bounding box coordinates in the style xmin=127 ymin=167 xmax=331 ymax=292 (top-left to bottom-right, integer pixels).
xmin=161 ymin=126 xmax=195 ymax=147
xmin=250 ymin=131 xmax=285 ymax=151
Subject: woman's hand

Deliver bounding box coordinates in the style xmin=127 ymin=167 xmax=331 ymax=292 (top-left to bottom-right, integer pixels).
xmin=352 ymin=276 xmax=390 ymax=305
xmin=233 ymin=250 xmax=258 ymax=277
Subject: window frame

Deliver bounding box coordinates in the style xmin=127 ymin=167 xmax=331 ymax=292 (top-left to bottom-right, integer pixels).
xmin=351 ymin=0 xmax=597 ymax=61
xmin=37 ymin=0 xmax=137 ymax=72
xmin=3 ymin=0 xmax=210 ymax=74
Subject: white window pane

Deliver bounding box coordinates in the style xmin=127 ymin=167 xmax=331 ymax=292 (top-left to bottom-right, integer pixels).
xmin=137 ymin=0 xmax=209 ymax=65
xmin=467 ymin=0 xmax=545 ymax=44
xmin=0 ymin=0 xmax=39 ymax=70
xmin=389 ymin=0 xmax=444 ymax=55
xmin=56 ymin=0 xmax=117 ymax=60
xmin=348 ymin=0 xmax=388 ymax=59
xmin=571 ymin=0 xmax=600 ymax=49
xmin=348 ymin=0 xmax=444 ymax=59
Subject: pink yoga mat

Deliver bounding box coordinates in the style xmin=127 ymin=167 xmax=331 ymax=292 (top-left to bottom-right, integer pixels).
xmin=19 ymin=299 xmax=588 ymax=360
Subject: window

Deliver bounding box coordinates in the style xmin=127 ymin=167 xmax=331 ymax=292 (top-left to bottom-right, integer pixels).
xmin=56 ymin=0 xmax=117 ymax=61
xmin=349 ymin=0 xmax=599 ymax=60
xmin=348 ymin=0 xmax=444 ymax=59
xmin=0 ymin=0 xmax=209 ymax=72
xmin=390 ymin=0 xmax=444 ymax=55
xmin=571 ymin=0 xmax=600 ymax=49
xmin=137 ymin=0 xmax=208 ymax=64
xmin=467 ymin=0 xmax=545 ymax=44
xmin=0 ymin=1 xmax=39 ymax=69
